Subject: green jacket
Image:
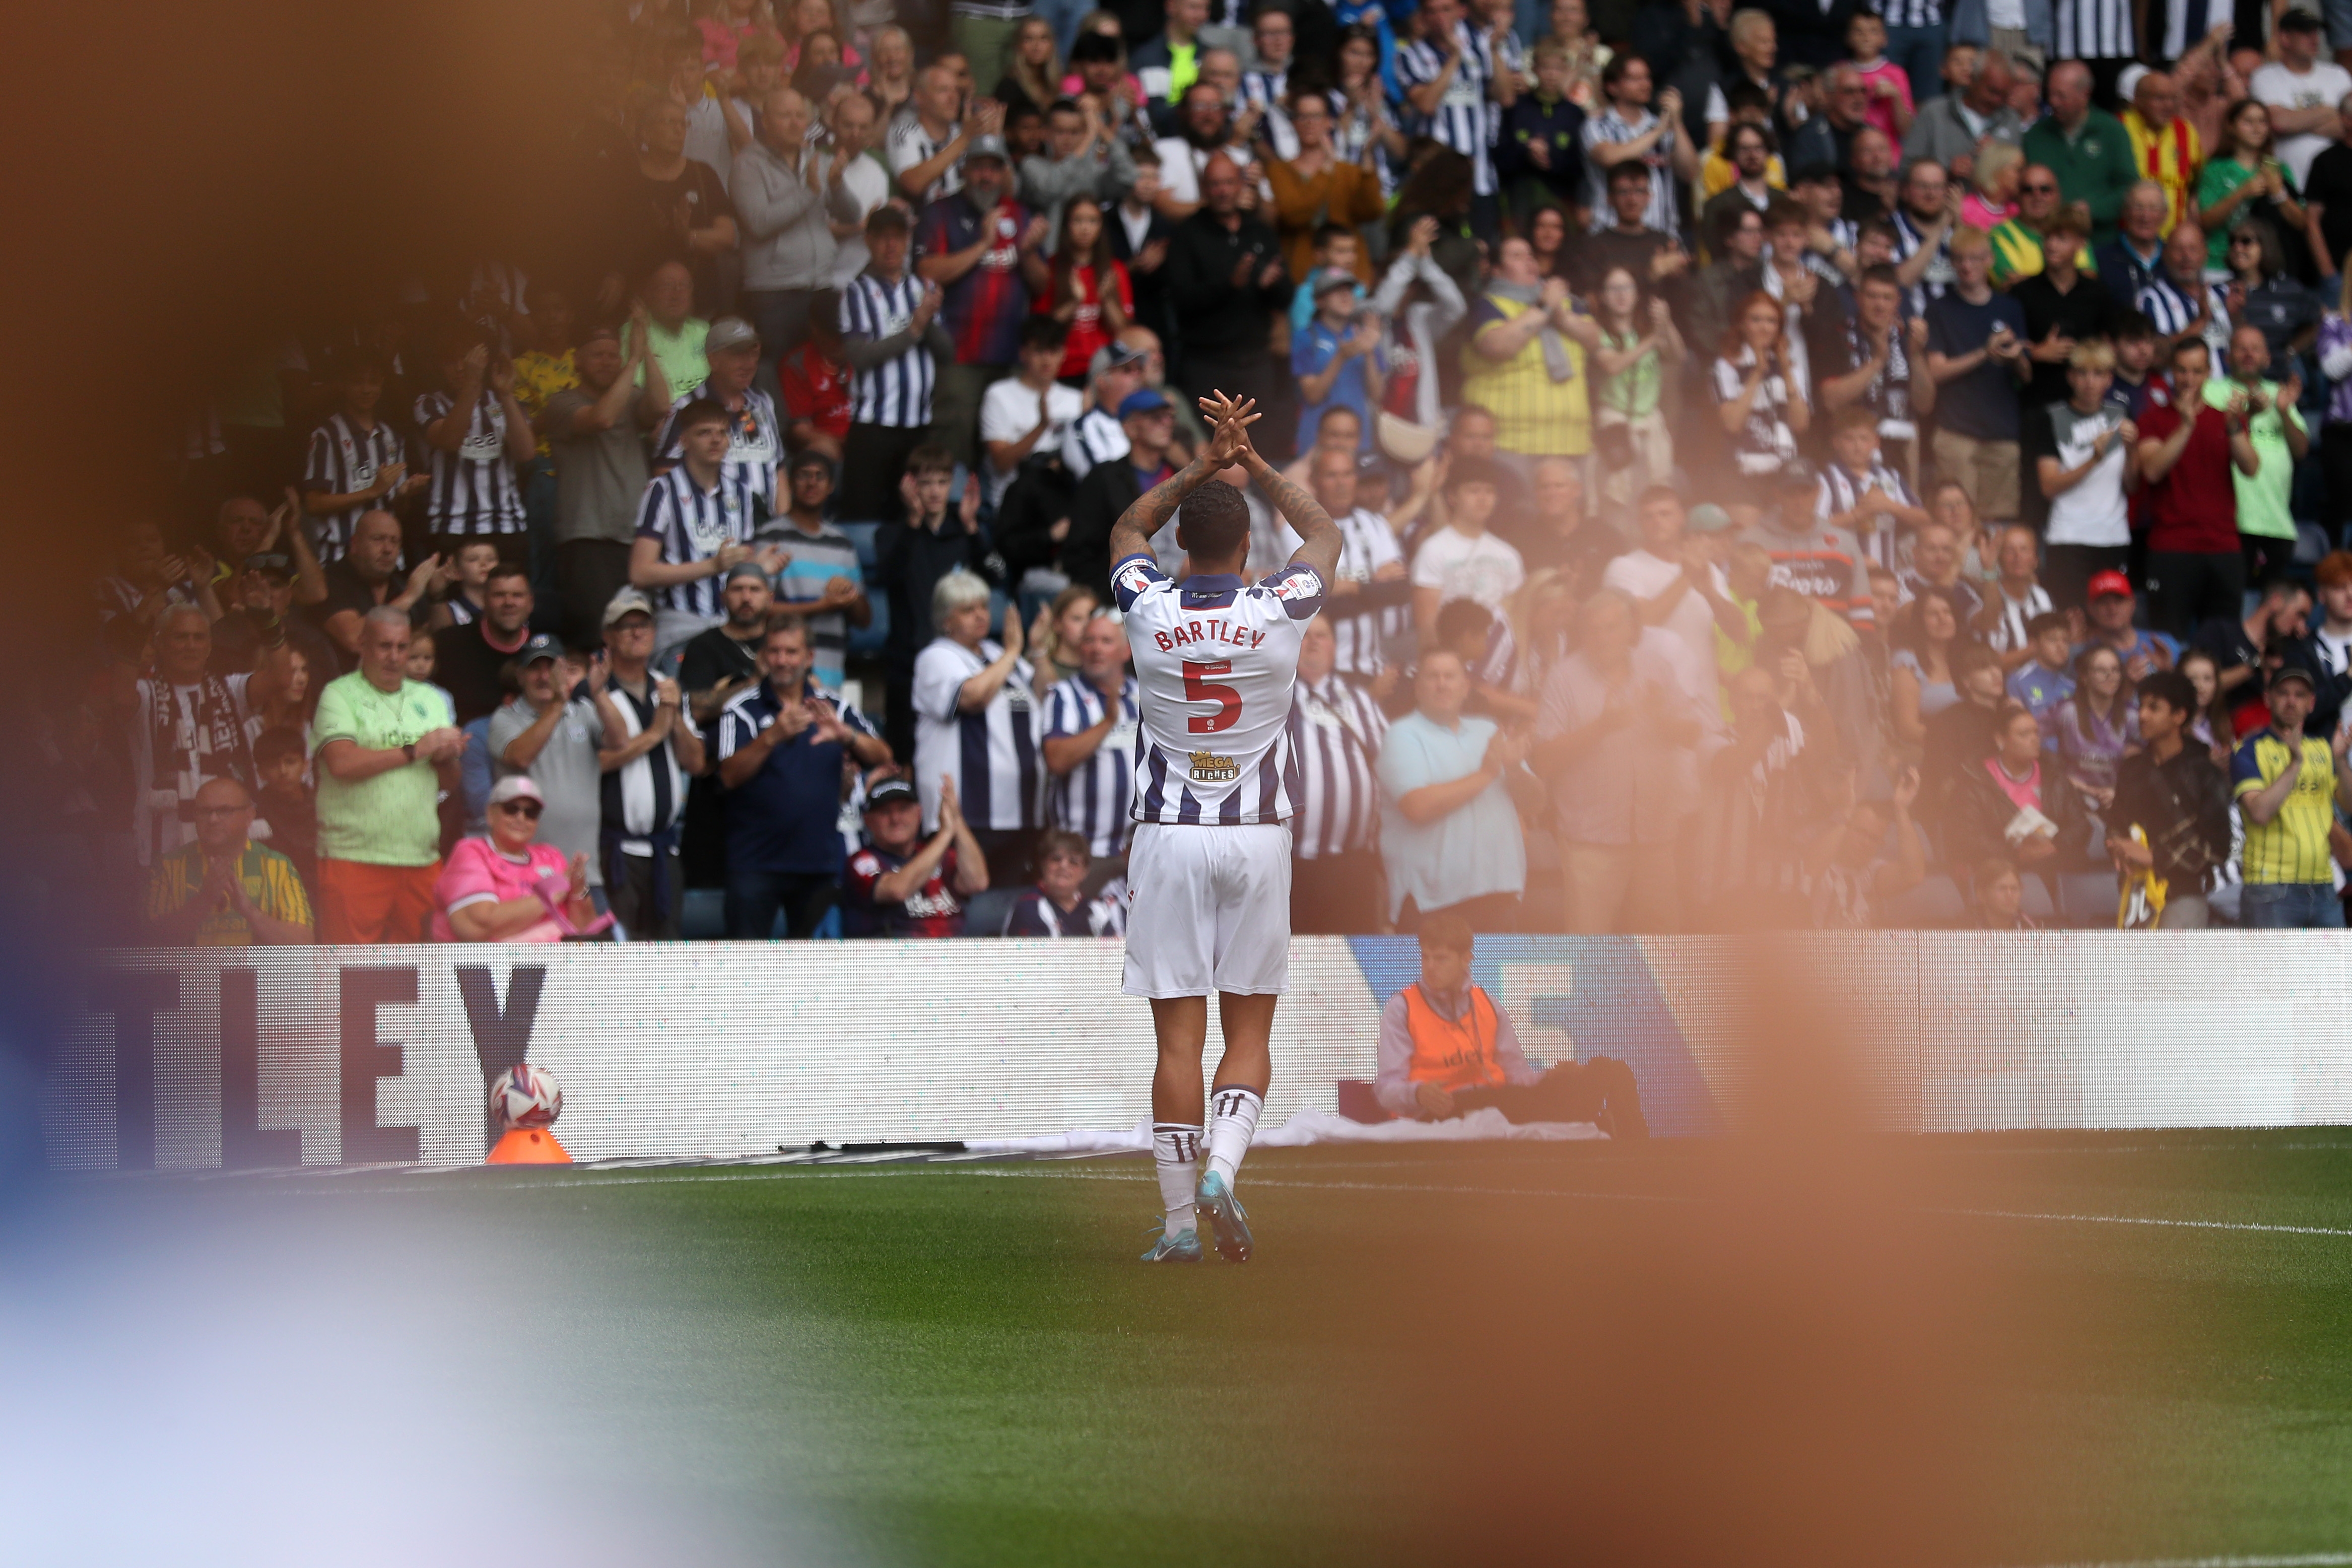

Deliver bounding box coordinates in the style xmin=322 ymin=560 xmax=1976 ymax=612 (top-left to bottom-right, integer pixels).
xmin=2021 ymin=109 xmax=2140 ymax=249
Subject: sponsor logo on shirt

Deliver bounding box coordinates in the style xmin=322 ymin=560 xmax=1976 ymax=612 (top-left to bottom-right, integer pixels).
xmin=1188 ymin=748 xmax=1240 ymax=783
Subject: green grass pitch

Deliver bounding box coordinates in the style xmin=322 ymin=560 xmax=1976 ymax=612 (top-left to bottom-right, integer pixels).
xmin=92 ymin=1132 xmax=2352 ymax=1567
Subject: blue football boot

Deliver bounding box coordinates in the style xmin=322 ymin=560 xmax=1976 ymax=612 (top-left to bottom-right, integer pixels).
xmin=1194 ymin=1170 xmax=1254 ymax=1263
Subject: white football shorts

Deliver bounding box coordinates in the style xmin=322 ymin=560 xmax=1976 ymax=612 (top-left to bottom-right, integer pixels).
xmin=1121 ymin=821 xmax=1294 ymax=998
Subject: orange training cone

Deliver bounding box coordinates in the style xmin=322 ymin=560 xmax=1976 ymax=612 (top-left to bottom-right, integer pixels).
xmin=487 ymin=1127 xmax=571 ymax=1164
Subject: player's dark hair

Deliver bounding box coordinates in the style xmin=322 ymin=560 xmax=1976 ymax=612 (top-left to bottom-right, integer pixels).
xmin=1175 ymin=483 xmax=1251 ymax=565
xmin=2138 ymin=668 xmax=2198 ymax=717
xmin=1418 ymin=910 xmax=1475 ymax=955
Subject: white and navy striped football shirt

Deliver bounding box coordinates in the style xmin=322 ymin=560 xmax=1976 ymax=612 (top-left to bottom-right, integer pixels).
xmin=1871 ymin=0 xmax=1942 ymax=26
xmin=1114 ymin=554 xmax=1327 ymax=827
xmin=302 ymin=414 xmax=409 ymax=561
xmin=1814 ymin=459 xmax=1919 ymax=576
xmin=1042 ymin=671 xmax=1140 ymax=856
xmin=841 ymin=269 xmax=937 ymax=429
xmin=1891 ymin=209 xmax=1955 ymax=317
xmin=2053 ymin=0 xmax=2133 ymax=59
xmin=1327 ymin=508 xmax=1407 ymax=677
xmin=412 ymin=388 xmax=525 ymax=535
xmin=599 ymin=678 xmax=690 ymax=850
xmin=1581 ymin=104 xmax=1681 ymax=236
xmin=655 ymin=381 xmax=783 ymax=518
xmin=1287 ymin=671 xmax=1387 ymax=860
xmin=1396 ymin=22 xmax=1496 ymax=196
xmin=912 ymin=636 xmax=1042 ymax=833
xmin=633 ymin=465 xmax=754 ymax=621
xmin=2138 ymin=274 xmax=2231 ymax=355
xmin=1061 ymin=405 xmax=1131 ymax=481
xmin=1984 ymin=583 xmax=2055 ymax=654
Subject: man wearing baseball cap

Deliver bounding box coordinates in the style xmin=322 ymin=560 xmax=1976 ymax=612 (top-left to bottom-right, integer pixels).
xmin=598 ymin=590 xmax=702 ymax=939
xmin=2079 ymin=570 xmax=2179 ymax=685
xmin=487 ymin=635 xmax=614 ymax=902
xmin=1293 ymin=267 xmax=1380 ymax=454
xmin=2232 ymin=655 xmax=2352 ymax=927
xmin=653 ymin=315 xmax=784 ymax=521
xmin=841 ymin=774 xmax=987 ymax=937
xmin=915 ymin=132 xmax=1049 ymax=470
xmin=1064 ymin=387 xmax=1181 ymax=596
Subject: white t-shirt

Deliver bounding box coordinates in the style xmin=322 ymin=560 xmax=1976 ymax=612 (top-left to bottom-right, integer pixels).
xmin=1410 ymin=527 xmax=1525 ymax=613
xmin=1601 ymin=549 xmax=1727 ymax=710
xmin=978 ymin=379 xmax=1085 ymax=505
xmin=1151 ymin=138 xmax=1258 ymax=206
xmin=2250 ymin=60 xmax=2352 ymax=188
xmin=828 ymin=152 xmax=893 ymax=289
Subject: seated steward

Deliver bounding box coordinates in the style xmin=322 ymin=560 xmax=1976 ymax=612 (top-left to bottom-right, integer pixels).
xmin=1373 ymin=913 xmax=1649 ymax=1136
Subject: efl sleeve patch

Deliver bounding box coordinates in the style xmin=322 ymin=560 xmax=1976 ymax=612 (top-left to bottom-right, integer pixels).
xmin=1112 ymin=554 xmax=1166 ymax=612
xmin=1262 ymin=564 xmax=1328 ymax=620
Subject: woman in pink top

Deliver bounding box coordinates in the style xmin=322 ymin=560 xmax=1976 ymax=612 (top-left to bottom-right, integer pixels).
xmin=432 ymin=777 xmax=613 ymax=942
xmin=1961 ymin=142 xmax=2023 ymax=232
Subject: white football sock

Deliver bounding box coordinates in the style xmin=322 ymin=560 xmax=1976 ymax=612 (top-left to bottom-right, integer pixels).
xmin=1205 ymin=1085 xmax=1263 ymax=1188
xmin=1153 ymin=1123 xmax=1201 ymax=1238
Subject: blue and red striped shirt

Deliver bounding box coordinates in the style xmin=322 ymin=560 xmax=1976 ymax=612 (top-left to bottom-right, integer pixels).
xmin=916 ymin=192 xmax=1034 ymax=366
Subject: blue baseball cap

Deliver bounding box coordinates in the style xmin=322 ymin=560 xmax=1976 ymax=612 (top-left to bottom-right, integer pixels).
xmin=1116 ymin=388 xmax=1172 ymax=420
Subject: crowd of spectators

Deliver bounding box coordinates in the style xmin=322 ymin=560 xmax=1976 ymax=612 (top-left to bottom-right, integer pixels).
xmin=81 ymin=0 xmax=2352 ymax=944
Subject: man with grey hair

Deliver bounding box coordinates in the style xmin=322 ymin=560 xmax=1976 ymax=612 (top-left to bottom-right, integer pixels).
xmin=912 ymin=568 xmax=1039 ymax=874
xmin=1787 ymin=62 xmax=1871 ymax=173
xmin=311 ymin=605 xmax=467 ymax=943
xmin=2021 ymin=58 xmax=2138 ymax=249
xmin=133 ymin=602 xmax=298 ymax=868
xmin=733 ymin=85 xmax=867 ymax=371
xmin=1903 ymin=47 xmax=2023 ymax=181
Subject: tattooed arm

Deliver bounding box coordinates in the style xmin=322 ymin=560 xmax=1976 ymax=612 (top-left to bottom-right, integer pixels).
xmin=1105 ymin=395 xmax=1262 ymax=567
xmin=1240 ymin=443 xmax=1342 ymax=582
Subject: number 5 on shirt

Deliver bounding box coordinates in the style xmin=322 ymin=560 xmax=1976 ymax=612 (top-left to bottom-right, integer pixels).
xmin=1183 ymin=661 xmax=1243 ymax=732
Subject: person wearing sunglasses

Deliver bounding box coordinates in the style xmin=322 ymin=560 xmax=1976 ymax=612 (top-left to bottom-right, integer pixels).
xmin=431 ymin=776 xmax=613 ymax=942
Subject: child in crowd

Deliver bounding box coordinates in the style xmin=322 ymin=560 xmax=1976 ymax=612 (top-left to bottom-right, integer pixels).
xmin=433 ymin=538 xmax=501 ymax=629
xmin=1290 ymin=222 xmax=1367 ymax=333
xmin=250 ymin=726 xmax=317 ymax=889
xmin=2006 ymin=611 xmax=2077 ymax=718
xmin=1845 ymin=10 xmax=1914 ymax=146
xmin=2110 ymin=312 xmax=2163 ymax=418
xmin=1817 ymin=407 xmax=1928 ymax=578
xmin=1004 ymin=829 xmax=1126 ymax=936
xmin=1972 ymin=856 xmax=2040 ymax=929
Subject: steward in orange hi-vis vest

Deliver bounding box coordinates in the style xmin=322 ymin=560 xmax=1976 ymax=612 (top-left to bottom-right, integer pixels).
xmin=1400 ymin=982 xmax=1509 ymax=1093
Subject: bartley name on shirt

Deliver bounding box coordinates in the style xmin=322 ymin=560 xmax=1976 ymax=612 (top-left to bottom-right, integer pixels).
xmin=1148 ymin=618 xmax=1270 ymax=652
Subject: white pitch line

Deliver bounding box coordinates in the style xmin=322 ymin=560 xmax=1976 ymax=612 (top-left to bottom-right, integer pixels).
xmin=1931 ymin=1207 xmax=2352 ymax=1240
xmin=2014 ymin=1553 xmax=2352 ymax=1567
xmin=957 ymin=1168 xmax=2352 ymax=1235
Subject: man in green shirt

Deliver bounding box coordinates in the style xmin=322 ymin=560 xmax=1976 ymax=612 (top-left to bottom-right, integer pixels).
xmin=311 ymin=606 xmax=467 ymax=943
xmin=622 ymin=259 xmax=710 ymax=403
xmin=2203 ymin=322 xmax=2309 ymax=582
xmin=2020 ymin=61 xmax=2140 ymax=249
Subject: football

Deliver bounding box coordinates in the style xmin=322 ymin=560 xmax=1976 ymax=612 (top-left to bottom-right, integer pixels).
xmin=491 ymin=1063 xmax=563 ymax=1130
